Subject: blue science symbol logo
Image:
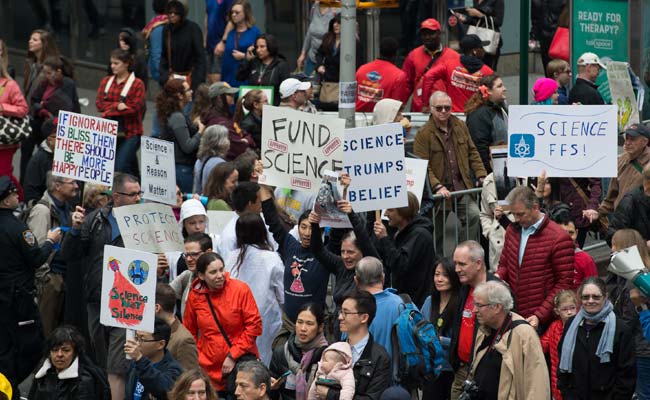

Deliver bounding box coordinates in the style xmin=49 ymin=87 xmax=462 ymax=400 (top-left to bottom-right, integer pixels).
xmin=510 ymin=134 xmax=535 ymax=158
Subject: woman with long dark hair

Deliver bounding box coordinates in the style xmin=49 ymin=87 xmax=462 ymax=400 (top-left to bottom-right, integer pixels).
xmin=169 ymin=369 xmax=218 ymax=400
xmin=421 ymin=257 xmax=461 ymax=400
xmin=236 ymin=34 xmax=289 ymax=106
xmin=110 ymin=28 xmax=148 ymax=87
xmin=224 ymin=213 xmax=284 ymax=366
xmin=204 ymin=161 xmax=238 ymax=211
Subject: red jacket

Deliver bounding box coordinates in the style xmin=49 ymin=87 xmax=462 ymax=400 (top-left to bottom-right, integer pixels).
xmin=95 ymin=74 xmax=146 ymax=138
xmin=421 ymin=55 xmax=493 ymax=113
xmin=355 ymin=59 xmax=410 ymax=112
xmin=496 ymin=215 xmax=574 ymax=323
xmin=402 ymin=46 xmax=458 ymax=112
xmin=573 ymin=249 xmax=598 ymax=290
xmin=183 ymin=273 xmax=262 ymax=391
xmin=540 ymin=318 xmax=564 ymax=400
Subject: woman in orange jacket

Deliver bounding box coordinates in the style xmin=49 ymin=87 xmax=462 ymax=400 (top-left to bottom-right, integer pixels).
xmin=183 ymin=252 xmax=262 ymax=394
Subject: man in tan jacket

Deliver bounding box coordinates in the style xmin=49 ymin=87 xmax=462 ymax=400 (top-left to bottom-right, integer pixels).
xmin=155 ymin=283 xmax=199 ymax=371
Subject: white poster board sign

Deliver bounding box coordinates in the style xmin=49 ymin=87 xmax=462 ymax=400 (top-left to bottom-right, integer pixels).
xmin=260 ymin=105 xmax=345 ymax=192
xmin=113 ymin=203 xmax=184 ymax=252
xmin=141 ymin=137 xmax=176 ymax=205
xmin=100 ymin=245 xmax=157 ymax=332
xmin=405 ymin=157 xmax=428 ymax=205
xmin=207 ymin=211 xmax=237 ymax=235
xmin=52 ymin=110 xmax=117 ymax=186
xmin=607 ymin=61 xmax=640 ymax=131
xmin=343 ymin=123 xmax=407 ymax=212
xmin=314 ymin=170 xmax=352 ymax=228
xmin=507 ymin=105 xmax=618 ymax=177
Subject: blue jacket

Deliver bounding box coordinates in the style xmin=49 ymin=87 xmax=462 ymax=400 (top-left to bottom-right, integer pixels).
xmin=641 ymin=309 xmax=650 ymax=343
xmin=125 ymin=350 xmax=183 ymax=400
xmin=148 ymin=24 xmax=164 ymax=82
xmin=370 ymin=288 xmax=404 ymax=364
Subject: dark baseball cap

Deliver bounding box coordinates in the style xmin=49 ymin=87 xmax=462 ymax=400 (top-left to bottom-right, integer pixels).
xmin=0 ymin=176 xmax=17 ymax=202
xmin=460 ymin=34 xmax=490 ymax=52
xmin=624 ymin=123 xmax=650 ymax=139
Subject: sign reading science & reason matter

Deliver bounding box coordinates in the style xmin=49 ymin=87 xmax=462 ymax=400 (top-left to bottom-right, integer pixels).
xmin=141 ymin=136 xmax=176 ymax=205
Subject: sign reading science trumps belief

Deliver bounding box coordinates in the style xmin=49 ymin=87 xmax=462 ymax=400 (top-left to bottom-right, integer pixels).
xmin=260 ymin=106 xmax=345 ymax=192
xmin=507 ymin=105 xmax=618 ymax=178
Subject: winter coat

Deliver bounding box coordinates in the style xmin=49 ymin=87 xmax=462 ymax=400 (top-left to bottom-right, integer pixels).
xmin=23 ymin=141 xmax=53 ymax=205
xmin=606 ymin=273 xmax=650 ymax=358
xmin=465 ymin=101 xmax=508 ymax=173
xmin=496 ymin=214 xmax=574 ymax=323
xmin=558 ymin=177 xmax=602 ymax=229
xmin=531 ymin=0 xmax=567 ymax=43
xmin=355 ymin=59 xmax=410 ymax=112
xmin=236 ymin=56 xmax=290 ymax=106
xmin=162 ymin=111 xmax=200 ymax=167
xmin=240 ymin=111 xmax=262 ymax=149
xmin=599 ymin=146 xmax=650 ymax=215
xmin=413 ymin=114 xmax=487 ymax=192
xmin=568 ymin=78 xmax=604 ymax=105
xmin=95 ymin=74 xmax=146 ymax=138
xmin=573 ymin=249 xmax=598 ymax=289
xmin=225 ymin=245 xmax=284 ymax=366
xmin=309 ymin=342 xmax=355 ymax=400
xmin=202 ymin=111 xmax=256 ymax=160
xmin=30 ymin=76 xmax=80 ymax=141
xmin=29 ymin=355 xmax=107 ymax=400
xmin=470 ymin=313 xmax=550 ymax=400
xmin=479 ymin=173 xmax=515 ymax=271
xmin=269 ymin=333 xmax=326 ymax=400
xmin=168 ymin=317 xmax=199 ymax=371
xmin=0 ymin=77 xmax=28 ymax=118
xmin=375 ymin=216 xmax=435 ymax=307
xmin=557 ymin=316 xmax=636 ymax=400
xmin=608 ymin=186 xmax=650 ymax=243
xmin=124 ymin=350 xmax=183 ymax=400
xmin=540 ymin=318 xmax=565 ymax=400
xmin=159 ymin=18 xmax=206 ymax=92
xmin=183 ymin=274 xmax=262 ymax=391
xmin=402 ymin=46 xmax=459 ymax=112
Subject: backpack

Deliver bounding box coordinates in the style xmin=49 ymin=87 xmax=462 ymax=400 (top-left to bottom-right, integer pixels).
xmin=391 ymin=299 xmax=445 ymax=389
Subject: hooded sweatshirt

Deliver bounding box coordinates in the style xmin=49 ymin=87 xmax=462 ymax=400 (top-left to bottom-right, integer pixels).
xmin=372 ymin=99 xmax=402 ymax=125
xmin=308 ymin=342 xmax=356 ymax=400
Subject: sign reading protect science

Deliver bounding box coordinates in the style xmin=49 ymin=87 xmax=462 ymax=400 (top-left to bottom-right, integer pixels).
xmin=507 ymin=105 xmax=618 ymax=178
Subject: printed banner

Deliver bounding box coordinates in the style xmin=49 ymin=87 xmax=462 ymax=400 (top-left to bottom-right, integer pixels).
xmin=52 ymin=110 xmax=117 ymax=186
xmin=260 ymin=105 xmax=345 ymax=192
xmin=607 ymin=61 xmax=640 ymax=131
xmin=405 ymin=157 xmax=428 ymax=205
xmin=314 ymin=171 xmax=352 ymax=228
xmin=113 ymin=203 xmax=184 ymax=253
xmin=507 ymin=105 xmax=618 ymax=177
xmin=343 ymin=123 xmax=407 ymax=212
xmin=100 ymin=245 xmax=157 ymax=332
xmin=141 ymin=137 xmax=176 ymax=205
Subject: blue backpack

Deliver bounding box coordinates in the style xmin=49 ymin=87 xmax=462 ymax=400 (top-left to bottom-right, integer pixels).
xmin=391 ymin=300 xmax=445 ymax=389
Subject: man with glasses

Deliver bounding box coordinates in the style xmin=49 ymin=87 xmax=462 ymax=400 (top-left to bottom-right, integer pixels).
xmin=26 ymin=172 xmax=79 ymax=337
xmin=569 ymin=52 xmax=606 ymax=105
xmin=278 ymin=78 xmax=311 ymax=110
xmin=123 ymin=317 xmax=183 ymax=400
xmin=413 ymin=91 xmax=486 ymax=253
xmin=62 ymin=172 xmax=142 ymax=400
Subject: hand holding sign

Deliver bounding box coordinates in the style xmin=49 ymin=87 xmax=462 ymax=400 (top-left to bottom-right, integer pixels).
xmin=71 ymin=206 xmax=85 ymax=229
xmin=124 ymin=337 xmax=143 ymax=361
xmin=373 ymin=220 xmax=388 ymax=240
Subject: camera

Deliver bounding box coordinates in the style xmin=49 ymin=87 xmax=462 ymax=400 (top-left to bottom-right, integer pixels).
xmin=458 ymin=379 xmax=480 ymax=400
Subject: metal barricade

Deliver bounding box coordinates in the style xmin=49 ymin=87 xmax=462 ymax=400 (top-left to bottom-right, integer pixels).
xmin=430 ymin=187 xmax=483 ymax=256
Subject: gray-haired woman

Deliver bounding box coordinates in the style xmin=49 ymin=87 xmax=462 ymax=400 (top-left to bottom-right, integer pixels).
xmin=193 ymin=124 xmax=230 ymax=194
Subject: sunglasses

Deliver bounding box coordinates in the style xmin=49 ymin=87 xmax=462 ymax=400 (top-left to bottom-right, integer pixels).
xmin=434 ymin=105 xmax=451 ymax=112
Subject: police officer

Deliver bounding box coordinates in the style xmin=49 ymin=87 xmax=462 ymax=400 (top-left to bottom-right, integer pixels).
xmin=0 ymin=176 xmax=62 ymax=398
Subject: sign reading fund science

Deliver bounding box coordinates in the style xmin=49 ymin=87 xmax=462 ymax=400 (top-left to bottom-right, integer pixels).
xmin=507 ymin=105 xmax=618 ymax=178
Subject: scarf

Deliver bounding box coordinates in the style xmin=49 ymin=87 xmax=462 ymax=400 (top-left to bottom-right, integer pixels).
xmin=285 ymin=332 xmax=328 ymax=400
xmin=559 ymin=300 xmax=616 ymax=373
xmin=142 ymin=15 xmax=169 ymax=40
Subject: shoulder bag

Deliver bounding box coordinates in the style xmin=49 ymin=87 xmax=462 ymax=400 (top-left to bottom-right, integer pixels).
xmin=466 ymin=16 xmax=500 ymax=55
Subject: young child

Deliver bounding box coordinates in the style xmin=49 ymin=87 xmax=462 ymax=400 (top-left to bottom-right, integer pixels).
xmin=549 ymin=210 xmax=598 ymax=289
xmin=308 ymin=342 xmax=355 ymax=400
xmin=546 ymin=59 xmax=571 ymax=105
xmin=541 ymin=290 xmax=579 ymax=400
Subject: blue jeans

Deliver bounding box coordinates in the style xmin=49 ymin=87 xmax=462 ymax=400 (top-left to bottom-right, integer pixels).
xmin=176 ymin=164 xmax=193 ymax=194
xmin=304 ymin=57 xmax=317 ymax=76
xmin=151 ymin=108 xmax=160 ymax=138
xmin=637 ymin=357 xmax=650 ymax=399
xmin=115 ymin=135 xmax=141 ymax=176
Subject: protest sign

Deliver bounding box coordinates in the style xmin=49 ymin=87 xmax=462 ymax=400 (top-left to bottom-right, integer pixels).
xmin=507 ymin=105 xmax=618 ymax=178
xmin=141 ymin=137 xmax=176 ymax=205
xmin=113 ymin=203 xmax=184 ymax=253
xmin=607 ymin=61 xmax=640 ymax=131
xmin=314 ymin=170 xmax=352 ymax=228
xmin=100 ymin=245 xmax=157 ymax=332
xmin=52 ymin=110 xmax=117 ymax=186
xmin=260 ymin=105 xmax=345 ymax=192
xmin=405 ymin=157 xmax=428 ymax=205
xmin=207 ymin=211 xmax=236 ymax=235
xmin=343 ymin=123 xmax=407 ymax=212
xmin=490 ymin=146 xmax=518 ymax=203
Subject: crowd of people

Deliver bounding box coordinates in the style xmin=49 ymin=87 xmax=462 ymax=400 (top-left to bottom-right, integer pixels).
xmin=2 ymin=0 xmax=650 ymax=399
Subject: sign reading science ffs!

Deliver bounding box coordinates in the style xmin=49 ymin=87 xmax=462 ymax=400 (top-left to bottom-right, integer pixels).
xmin=507 ymin=105 xmax=618 ymax=178
xmin=260 ymin=106 xmax=345 ymax=192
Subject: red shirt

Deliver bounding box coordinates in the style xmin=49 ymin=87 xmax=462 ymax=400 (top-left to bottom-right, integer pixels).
xmin=457 ymin=289 xmax=475 ymax=363
xmin=355 ymin=59 xmax=410 ymax=112
xmin=402 ymin=46 xmax=459 ymax=112
xmin=95 ymin=74 xmax=146 ymax=138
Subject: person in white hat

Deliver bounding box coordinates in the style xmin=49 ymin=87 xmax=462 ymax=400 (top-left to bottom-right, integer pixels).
xmin=568 ymin=52 xmax=606 ymax=105
xmin=278 ymin=78 xmax=311 ymax=110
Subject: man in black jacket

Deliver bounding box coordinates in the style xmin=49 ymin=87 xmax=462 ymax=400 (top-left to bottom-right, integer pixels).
xmin=608 ymin=162 xmax=650 ymax=243
xmin=568 ymin=52 xmax=606 ymax=105
xmin=318 ymin=290 xmax=390 ymax=400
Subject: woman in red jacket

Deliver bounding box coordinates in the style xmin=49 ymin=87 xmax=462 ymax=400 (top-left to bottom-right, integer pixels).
xmin=183 ymin=252 xmax=262 ymax=394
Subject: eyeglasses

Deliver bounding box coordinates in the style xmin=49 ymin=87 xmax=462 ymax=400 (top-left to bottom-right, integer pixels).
xmin=116 ymin=191 xmax=143 ymax=197
xmin=581 ymin=294 xmax=604 ymax=301
xmin=433 ymin=105 xmax=451 ymax=112
xmin=134 ymin=335 xmax=159 ymax=343
xmin=473 ymin=302 xmax=492 ymax=309
xmin=338 ymin=310 xmax=364 ymax=318
xmin=184 ymin=251 xmax=203 ymax=259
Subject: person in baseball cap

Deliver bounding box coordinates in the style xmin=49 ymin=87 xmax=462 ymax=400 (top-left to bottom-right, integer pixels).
xmin=569 ymin=52 xmax=606 ymax=104
xmin=208 ymin=82 xmax=239 ymax=99
xmin=460 ymin=34 xmax=490 ymax=55
xmin=279 ymin=78 xmax=311 ymax=110
xmin=624 ymin=123 xmax=650 ymax=140
xmin=577 ymin=52 xmax=607 ymax=70
xmin=0 ymin=176 xmax=18 ymax=205
xmin=420 ymin=18 xmax=441 ymax=32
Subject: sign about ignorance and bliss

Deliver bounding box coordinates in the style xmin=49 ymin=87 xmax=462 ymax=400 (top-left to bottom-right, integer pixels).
xmin=260 ymin=105 xmax=345 ymax=192
xmin=113 ymin=203 xmax=184 ymax=253
xmin=141 ymin=137 xmax=176 ymax=206
xmin=100 ymin=245 xmax=157 ymax=332
xmin=507 ymin=105 xmax=618 ymax=178
xmin=343 ymin=123 xmax=407 ymax=212
xmin=52 ymin=110 xmax=117 ymax=186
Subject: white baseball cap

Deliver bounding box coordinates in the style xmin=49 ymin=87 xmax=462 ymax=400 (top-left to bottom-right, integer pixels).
xmin=577 ymin=52 xmax=607 ymax=69
xmin=279 ymin=78 xmax=311 ymax=98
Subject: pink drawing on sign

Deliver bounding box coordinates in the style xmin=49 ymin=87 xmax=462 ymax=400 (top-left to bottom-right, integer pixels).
xmin=267 ymin=139 xmax=288 ymax=153
xmin=323 ymin=137 xmax=341 ymax=156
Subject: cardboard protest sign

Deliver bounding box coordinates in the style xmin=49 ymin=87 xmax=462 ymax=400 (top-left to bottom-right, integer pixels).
xmin=207 ymin=211 xmax=236 ymax=235
xmin=490 ymin=146 xmax=517 ymax=203
xmin=607 ymin=61 xmax=640 ymax=131
xmin=52 ymin=110 xmax=117 ymax=186
xmin=141 ymin=137 xmax=176 ymax=205
xmin=507 ymin=105 xmax=618 ymax=177
xmin=405 ymin=157 xmax=428 ymax=205
xmin=113 ymin=203 xmax=184 ymax=253
xmin=100 ymin=245 xmax=157 ymax=332
xmin=343 ymin=123 xmax=407 ymax=212
xmin=260 ymin=105 xmax=345 ymax=192
xmin=314 ymin=170 xmax=352 ymax=228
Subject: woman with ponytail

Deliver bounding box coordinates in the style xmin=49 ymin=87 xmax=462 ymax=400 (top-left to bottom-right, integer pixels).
xmin=233 ymin=89 xmax=268 ymax=148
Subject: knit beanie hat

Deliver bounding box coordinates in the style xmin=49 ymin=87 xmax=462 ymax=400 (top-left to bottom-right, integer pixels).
xmin=379 ymin=386 xmax=411 ymax=400
xmin=533 ymin=78 xmax=559 ymax=103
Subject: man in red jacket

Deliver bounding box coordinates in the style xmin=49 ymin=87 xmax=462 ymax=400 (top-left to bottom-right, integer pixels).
xmin=402 ymin=18 xmax=458 ymax=112
xmin=496 ymin=186 xmax=574 ymax=331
